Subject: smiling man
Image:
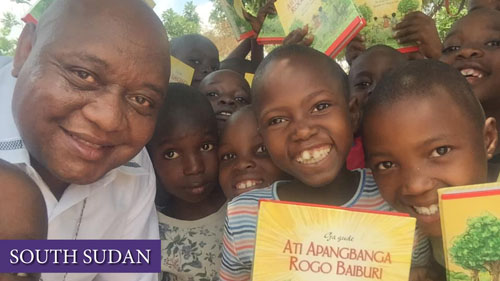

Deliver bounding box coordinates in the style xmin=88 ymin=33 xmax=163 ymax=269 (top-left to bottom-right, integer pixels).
xmin=0 ymin=0 xmax=170 ymax=280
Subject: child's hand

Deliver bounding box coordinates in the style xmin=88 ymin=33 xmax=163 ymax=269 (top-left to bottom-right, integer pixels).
xmin=242 ymin=0 xmax=276 ymax=34
xmin=393 ymin=11 xmax=442 ymax=59
xmin=283 ymin=25 xmax=314 ymax=46
xmin=346 ymin=34 xmax=366 ymax=65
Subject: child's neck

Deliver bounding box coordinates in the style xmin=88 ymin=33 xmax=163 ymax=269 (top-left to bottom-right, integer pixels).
xmin=277 ymin=167 xmax=360 ymax=206
xmin=162 ymin=187 xmax=226 ymax=221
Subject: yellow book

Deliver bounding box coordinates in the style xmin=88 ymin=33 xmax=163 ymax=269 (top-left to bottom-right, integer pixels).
xmin=244 ymin=73 xmax=254 ymax=87
xmin=252 ymin=200 xmax=416 ymax=281
xmin=438 ymin=183 xmax=500 ymax=281
xmin=170 ymin=56 xmax=195 ymax=86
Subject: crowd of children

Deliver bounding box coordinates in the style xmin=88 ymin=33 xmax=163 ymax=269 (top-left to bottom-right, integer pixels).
xmin=1 ymin=0 xmax=499 ymax=280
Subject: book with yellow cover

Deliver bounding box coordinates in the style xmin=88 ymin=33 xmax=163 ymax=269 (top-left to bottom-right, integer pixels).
xmin=170 ymin=56 xmax=195 ymax=86
xmin=354 ymin=0 xmax=420 ymax=53
xmin=259 ymin=0 xmax=365 ymax=57
xmin=244 ymin=72 xmax=254 ymax=86
xmin=438 ymin=183 xmax=500 ymax=281
xmin=252 ymin=200 xmax=416 ymax=281
xmin=219 ymin=0 xmax=257 ymax=41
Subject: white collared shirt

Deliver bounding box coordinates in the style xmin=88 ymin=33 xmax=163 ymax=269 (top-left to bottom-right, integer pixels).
xmin=0 ymin=61 xmax=159 ymax=281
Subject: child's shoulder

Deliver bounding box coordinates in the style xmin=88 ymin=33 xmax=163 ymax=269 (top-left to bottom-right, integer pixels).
xmin=228 ymin=184 xmax=277 ymax=207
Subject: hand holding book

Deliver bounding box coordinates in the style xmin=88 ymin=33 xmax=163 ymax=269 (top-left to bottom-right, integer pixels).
xmin=282 ymin=25 xmax=314 ymax=47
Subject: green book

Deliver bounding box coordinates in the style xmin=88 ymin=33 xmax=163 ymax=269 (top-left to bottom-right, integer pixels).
xmin=22 ymin=0 xmax=56 ymax=24
xmin=354 ymin=0 xmax=421 ymax=52
xmin=257 ymin=13 xmax=286 ymax=45
xmin=219 ymin=0 xmax=257 ymax=41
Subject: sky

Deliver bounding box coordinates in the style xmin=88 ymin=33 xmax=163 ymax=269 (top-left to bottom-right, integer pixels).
xmin=0 ymin=0 xmax=215 ymax=39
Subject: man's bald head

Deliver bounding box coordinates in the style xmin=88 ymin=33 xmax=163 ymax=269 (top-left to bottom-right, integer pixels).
xmin=0 ymin=159 xmax=47 ymax=240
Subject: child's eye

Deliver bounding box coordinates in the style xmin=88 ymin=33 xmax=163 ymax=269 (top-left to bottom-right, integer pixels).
xmin=442 ymin=45 xmax=460 ymax=54
xmin=430 ymin=146 xmax=451 ymax=157
xmin=221 ymin=153 xmax=236 ymax=161
xmin=201 ymin=143 xmax=215 ymax=152
xmin=485 ymin=40 xmax=500 ymax=47
xmin=268 ymin=117 xmax=286 ymax=126
xmin=235 ymin=97 xmax=249 ymax=104
xmin=354 ymin=81 xmax=371 ymax=89
xmin=256 ymin=144 xmax=268 ymax=154
xmin=376 ymin=161 xmax=395 ymax=170
xmin=312 ymin=102 xmax=331 ymax=112
xmin=206 ymin=92 xmax=219 ymax=97
xmin=164 ymin=150 xmax=179 ymax=160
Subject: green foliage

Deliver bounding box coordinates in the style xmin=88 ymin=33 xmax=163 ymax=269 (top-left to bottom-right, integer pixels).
xmin=450 ymin=213 xmax=500 ymax=280
xmin=434 ymin=3 xmax=467 ymax=40
xmin=162 ymin=1 xmax=201 ymax=38
xmin=0 ymin=12 xmax=20 ymax=56
xmin=448 ymin=271 xmax=470 ymax=281
xmin=397 ymin=0 xmax=420 ymax=14
xmin=358 ymin=4 xmax=373 ymax=22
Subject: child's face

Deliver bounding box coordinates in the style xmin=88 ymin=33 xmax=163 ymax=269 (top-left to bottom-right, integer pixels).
xmin=12 ymin=5 xmax=171 ymax=186
xmin=255 ymin=58 xmax=355 ymax=187
xmin=199 ymin=71 xmax=251 ymax=130
xmin=363 ymin=91 xmax=497 ymax=237
xmin=174 ymin=41 xmax=219 ymax=88
xmin=349 ymin=51 xmax=406 ymax=107
xmin=440 ymin=11 xmax=500 ymax=106
xmin=218 ymin=109 xmax=286 ymax=199
xmin=149 ymin=121 xmax=219 ymax=203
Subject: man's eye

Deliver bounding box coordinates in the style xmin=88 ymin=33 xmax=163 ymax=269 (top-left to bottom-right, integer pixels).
xmin=73 ymin=69 xmax=96 ymax=83
xmin=442 ymin=45 xmax=460 ymax=54
xmin=221 ymin=153 xmax=236 ymax=161
xmin=235 ymin=97 xmax=249 ymax=104
xmin=486 ymin=40 xmax=500 ymax=47
xmin=206 ymin=92 xmax=218 ymax=97
xmin=164 ymin=150 xmax=179 ymax=160
xmin=430 ymin=146 xmax=451 ymax=157
xmin=377 ymin=161 xmax=395 ymax=170
xmin=256 ymin=145 xmax=268 ymax=154
xmin=201 ymin=143 xmax=215 ymax=152
xmin=312 ymin=102 xmax=330 ymax=112
xmin=269 ymin=117 xmax=286 ymax=126
xmin=130 ymin=95 xmax=153 ymax=108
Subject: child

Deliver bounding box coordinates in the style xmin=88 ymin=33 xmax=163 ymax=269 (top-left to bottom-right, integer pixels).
xmin=147 ymin=83 xmax=227 ymax=281
xmin=0 ymin=159 xmax=47 ymax=280
xmin=469 ymin=0 xmax=500 ymax=10
xmin=219 ymin=45 xmax=430 ymax=281
xmin=218 ymin=105 xmax=288 ymax=199
xmin=362 ymin=60 xmax=497 ymax=273
xmin=171 ymin=34 xmax=220 ymax=89
xmin=199 ymin=69 xmax=251 ymax=132
xmin=440 ymin=8 xmax=500 ymax=162
xmin=346 ymin=45 xmax=408 ymax=170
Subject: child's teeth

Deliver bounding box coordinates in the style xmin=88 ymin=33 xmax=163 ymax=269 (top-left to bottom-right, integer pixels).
xmin=413 ymin=204 xmax=439 ymax=215
xmin=235 ymin=180 xmax=262 ymax=190
xmin=295 ymin=146 xmax=331 ymax=164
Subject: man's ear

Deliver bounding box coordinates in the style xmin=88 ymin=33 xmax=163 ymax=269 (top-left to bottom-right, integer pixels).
xmin=348 ymin=96 xmax=361 ymax=134
xmin=12 ymin=23 xmax=36 ymax=78
xmin=484 ymin=117 xmax=498 ymax=159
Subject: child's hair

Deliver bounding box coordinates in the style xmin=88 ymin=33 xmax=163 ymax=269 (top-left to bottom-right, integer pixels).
xmin=363 ymin=60 xmax=485 ymax=129
xmin=153 ymin=83 xmax=217 ymax=137
xmin=171 ymin=34 xmax=218 ymax=57
xmin=252 ymin=44 xmax=350 ymax=101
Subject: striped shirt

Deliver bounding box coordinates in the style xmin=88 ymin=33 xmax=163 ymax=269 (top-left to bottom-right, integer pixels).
xmin=219 ymin=169 xmax=431 ymax=281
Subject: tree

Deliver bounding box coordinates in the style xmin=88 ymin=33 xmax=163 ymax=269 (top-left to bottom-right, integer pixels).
xmin=162 ymin=1 xmax=201 ymax=38
xmin=397 ymin=0 xmax=420 ymax=14
xmin=450 ymin=214 xmax=500 ymax=281
xmin=358 ymin=4 xmax=373 ymax=23
xmin=0 ymin=12 xmax=20 ymax=56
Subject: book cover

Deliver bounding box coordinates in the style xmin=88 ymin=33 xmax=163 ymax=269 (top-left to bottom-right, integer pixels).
xmin=354 ymin=0 xmax=420 ymax=53
xmin=252 ymin=200 xmax=416 ymax=281
xmin=219 ymin=0 xmax=257 ymax=41
xmin=257 ymin=13 xmax=286 ymax=45
xmin=170 ymin=56 xmax=195 ymax=86
xmin=438 ymin=183 xmax=500 ymax=281
xmin=244 ymin=72 xmax=254 ymax=86
xmin=270 ymin=0 xmax=365 ymax=57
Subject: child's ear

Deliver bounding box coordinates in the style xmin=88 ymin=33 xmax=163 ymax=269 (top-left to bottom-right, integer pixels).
xmin=12 ymin=23 xmax=36 ymax=78
xmin=483 ymin=117 xmax=498 ymax=159
xmin=348 ymin=96 xmax=361 ymax=133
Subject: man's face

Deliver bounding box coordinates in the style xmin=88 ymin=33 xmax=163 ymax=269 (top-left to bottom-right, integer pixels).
xmin=12 ymin=10 xmax=170 ymax=185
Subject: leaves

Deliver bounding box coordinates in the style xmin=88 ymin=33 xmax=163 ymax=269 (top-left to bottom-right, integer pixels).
xmin=162 ymin=1 xmax=201 ymax=38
